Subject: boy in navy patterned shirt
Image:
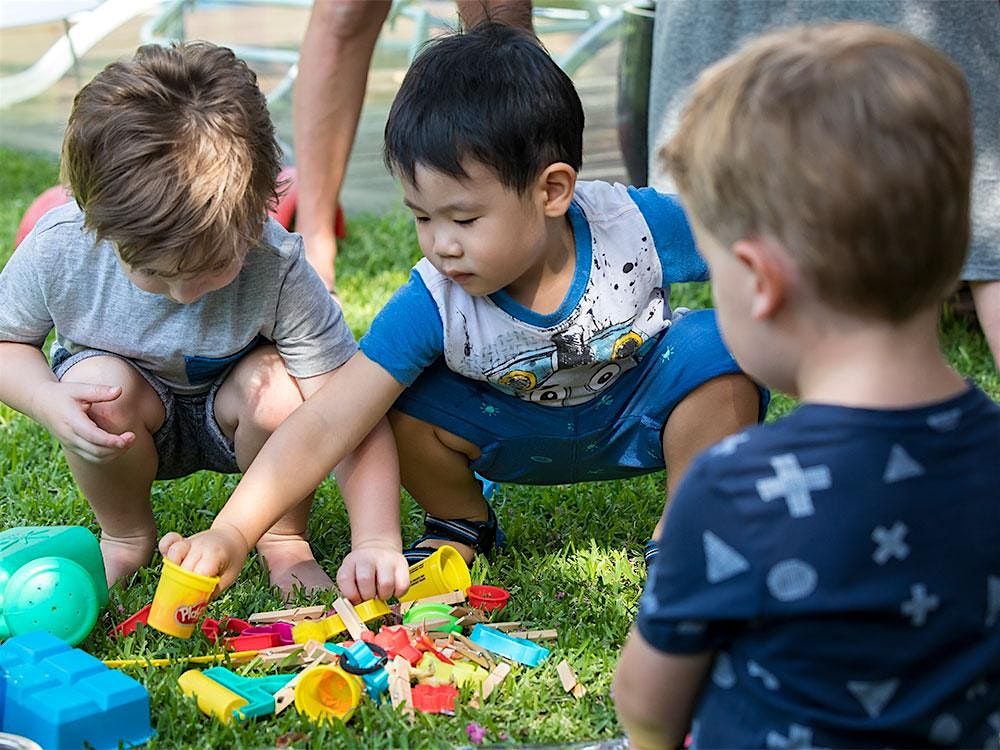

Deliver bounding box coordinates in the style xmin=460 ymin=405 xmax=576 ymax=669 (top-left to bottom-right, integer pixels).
xmin=614 ymin=22 xmax=1000 ymax=749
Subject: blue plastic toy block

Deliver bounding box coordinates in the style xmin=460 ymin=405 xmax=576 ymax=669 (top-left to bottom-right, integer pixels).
xmin=469 ymin=624 xmax=549 ymax=667
xmin=0 ymin=631 xmax=153 ymax=749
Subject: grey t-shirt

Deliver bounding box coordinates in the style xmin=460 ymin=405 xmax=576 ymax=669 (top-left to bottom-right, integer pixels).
xmin=0 ymin=202 xmax=357 ymax=394
xmin=647 ymin=0 xmax=1000 ymax=280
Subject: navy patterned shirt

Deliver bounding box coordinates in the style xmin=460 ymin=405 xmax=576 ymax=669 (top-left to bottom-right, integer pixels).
xmin=638 ymin=385 xmax=1000 ymax=749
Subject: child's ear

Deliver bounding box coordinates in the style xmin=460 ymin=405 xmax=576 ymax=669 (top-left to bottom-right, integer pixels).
xmin=538 ymin=163 xmax=577 ymax=217
xmin=732 ymin=237 xmax=791 ymax=320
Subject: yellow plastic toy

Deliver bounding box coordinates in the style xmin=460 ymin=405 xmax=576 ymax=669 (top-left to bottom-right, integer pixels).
xmin=291 ymin=598 xmax=390 ymax=644
xmin=147 ymin=559 xmax=219 ymax=637
xmin=294 ymin=665 xmax=363 ymax=723
xmin=399 ymin=545 xmax=471 ymax=602
xmin=417 ymin=651 xmax=488 ymax=688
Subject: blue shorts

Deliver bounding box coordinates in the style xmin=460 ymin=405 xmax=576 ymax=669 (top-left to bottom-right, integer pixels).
xmin=393 ymin=309 xmax=768 ymax=484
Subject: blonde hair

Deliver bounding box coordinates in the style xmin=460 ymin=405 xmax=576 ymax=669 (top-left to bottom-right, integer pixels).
xmin=663 ymin=22 xmax=972 ymax=321
xmin=61 ymin=42 xmax=282 ymax=274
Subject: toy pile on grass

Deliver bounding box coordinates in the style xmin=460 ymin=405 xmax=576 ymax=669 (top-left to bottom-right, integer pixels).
xmin=0 ymin=526 xmax=588 ymax=747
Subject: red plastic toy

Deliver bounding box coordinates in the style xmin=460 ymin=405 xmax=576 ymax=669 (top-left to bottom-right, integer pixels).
xmin=411 ymin=683 xmax=458 ymax=714
xmin=109 ymin=603 xmax=152 ymax=638
xmin=201 ymin=616 xmax=250 ymax=643
xmin=14 ymin=185 xmax=73 ymax=247
xmin=360 ymin=626 xmax=422 ymax=666
xmin=466 ymin=585 xmax=511 ymax=612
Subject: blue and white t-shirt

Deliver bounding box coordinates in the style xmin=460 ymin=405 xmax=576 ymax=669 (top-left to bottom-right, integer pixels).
xmin=638 ymin=385 xmax=1000 ymax=749
xmin=360 ymin=181 xmax=707 ymax=407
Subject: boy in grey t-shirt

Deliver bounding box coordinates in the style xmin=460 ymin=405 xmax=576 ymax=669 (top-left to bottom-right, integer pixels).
xmin=0 ymin=42 xmax=409 ymax=600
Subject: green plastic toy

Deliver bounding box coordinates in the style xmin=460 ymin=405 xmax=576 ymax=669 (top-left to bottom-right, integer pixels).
xmin=0 ymin=526 xmax=109 ymax=646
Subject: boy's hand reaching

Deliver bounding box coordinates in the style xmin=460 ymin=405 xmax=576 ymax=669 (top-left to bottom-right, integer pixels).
xmin=37 ymin=381 xmax=135 ymax=462
xmin=336 ymin=541 xmax=410 ymax=603
xmin=158 ymin=522 xmax=250 ymax=592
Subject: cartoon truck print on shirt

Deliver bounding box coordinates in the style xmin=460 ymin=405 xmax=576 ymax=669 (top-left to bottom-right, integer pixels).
xmin=486 ymin=320 xmax=658 ymax=407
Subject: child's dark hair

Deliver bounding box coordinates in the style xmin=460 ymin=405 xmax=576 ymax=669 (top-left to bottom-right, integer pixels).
xmin=384 ymin=22 xmax=584 ymax=193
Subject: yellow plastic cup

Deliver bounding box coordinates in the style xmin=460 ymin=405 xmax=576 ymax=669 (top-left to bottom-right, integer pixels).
xmin=399 ymin=545 xmax=471 ymax=602
xmin=147 ymin=558 xmax=219 ymax=637
xmin=294 ymin=665 xmax=363 ymax=724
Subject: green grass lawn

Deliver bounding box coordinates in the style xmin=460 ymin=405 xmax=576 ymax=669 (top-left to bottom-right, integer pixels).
xmin=1 ymin=145 xmax=997 ymax=749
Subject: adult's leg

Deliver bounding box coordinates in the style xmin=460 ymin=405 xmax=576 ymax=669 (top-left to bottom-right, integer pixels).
xmin=657 ymin=372 xmax=760 ymax=538
xmin=388 ymin=409 xmax=487 ymax=564
xmin=970 ymin=279 xmax=1000 ymax=368
xmin=60 ymin=355 xmax=165 ymax=586
xmin=292 ymin=0 xmax=391 ymax=291
xmin=213 ymin=346 xmax=332 ymax=596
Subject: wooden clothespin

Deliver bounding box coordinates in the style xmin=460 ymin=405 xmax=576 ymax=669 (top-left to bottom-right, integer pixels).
xmin=469 ymin=662 xmax=511 ymax=707
xmin=331 ymin=597 xmax=369 ymax=640
xmin=486 ymin=621 xmax=523 ymax=632
xmin=387 ymin=655 xmax=414 ymax=718
xmin=507 ymin=628 xmax=558 ymax=642
xmin=556 ymin=659 xmax=587 ymax=699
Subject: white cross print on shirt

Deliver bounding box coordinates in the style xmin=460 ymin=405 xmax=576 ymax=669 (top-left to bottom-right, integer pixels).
xmin=755 ymin=454 xmax=831 ymax=518
xmin=872 ymin=521 xmax=910 ymax=565
xmin=901 ymin=583 xmax=940 ymax=626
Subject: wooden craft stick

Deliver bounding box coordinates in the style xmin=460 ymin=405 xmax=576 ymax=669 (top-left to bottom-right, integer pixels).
xmin=331 ymin=597 xmax=369 ymax=640
xmin=248 ymin=605 xmax=326 ymax=624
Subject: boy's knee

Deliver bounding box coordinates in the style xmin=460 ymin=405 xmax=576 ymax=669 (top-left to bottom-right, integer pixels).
xmin=225 ymin=348 xmax=302 ymax=434
xmin=62 ymin=356 xmax=162 ymax=434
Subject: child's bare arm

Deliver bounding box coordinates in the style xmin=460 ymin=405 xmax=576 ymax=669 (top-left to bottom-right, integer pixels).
xmin=0 ymin=341 xmax=134 ymax=461
xmin=613 ymin=626 xmax=713 ymax=749
xmin=332 ymin=416 xmax=410 ymax=602
xmin=160 ymin=351 xmax=406 ymax=590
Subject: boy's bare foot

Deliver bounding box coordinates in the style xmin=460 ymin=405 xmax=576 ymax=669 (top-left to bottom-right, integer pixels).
xmin=256 ymin=531 xmax=336 ymax=599
xmin=100 ymin=531 xmax=156 ymax=588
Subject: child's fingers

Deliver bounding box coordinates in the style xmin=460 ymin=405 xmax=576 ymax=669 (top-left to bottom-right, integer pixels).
xmin=158 ymin=532 xmax=189 ymax=562
xmin=68 ymin=382 xmax=123 ymax=404
xmin=191 ymin=550 xmax=223 ymax=580
xmin=376 ymin=556 xmax=406 ymax=601
xmin=336 ymin=564 xmax=362 ymax=604
xmin=393 ymin=556 xmax=410 ymax=599
xmin=70 ymin=417 xmax=134 ymax=453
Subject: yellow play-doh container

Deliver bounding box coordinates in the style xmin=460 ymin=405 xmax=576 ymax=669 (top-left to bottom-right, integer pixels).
xmin=294 ymin=665 xmax=363 ymax=724
xmin=399 ymin=545 xmax=471 ymax=602
xmin=147 ymin=558 xmax=219 ymax=637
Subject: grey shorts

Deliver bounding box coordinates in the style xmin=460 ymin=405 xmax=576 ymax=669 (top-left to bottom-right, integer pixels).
xmin=52 ymin=348 xmax=240 ymax=480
